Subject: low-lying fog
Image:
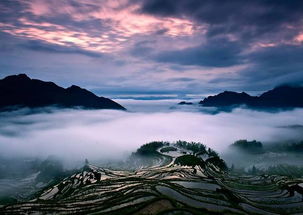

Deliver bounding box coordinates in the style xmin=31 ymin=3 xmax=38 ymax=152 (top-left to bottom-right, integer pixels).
xmin=1 ymin=99 xmax=303 ymax=168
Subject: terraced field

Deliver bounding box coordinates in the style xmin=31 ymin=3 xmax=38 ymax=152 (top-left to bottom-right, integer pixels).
xmin=1 ymin=144 xmax=303 ymax=215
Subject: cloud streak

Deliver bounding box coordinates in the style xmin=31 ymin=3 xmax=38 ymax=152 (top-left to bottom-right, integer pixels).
xmin=0 ymin=0 xmax=197 ymax=54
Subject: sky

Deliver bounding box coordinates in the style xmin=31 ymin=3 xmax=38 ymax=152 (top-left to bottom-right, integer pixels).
xmin=1 ymin=0 xmax=303 ymax=96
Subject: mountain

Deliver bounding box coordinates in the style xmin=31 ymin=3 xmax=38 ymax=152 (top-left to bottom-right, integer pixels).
xmin=199 ymin=85 xmax=303 ymax=109
xmin=199 ymin=91 xmax=254 ymax=107
xmin=0 ymin=74 xmax=126 ymax=110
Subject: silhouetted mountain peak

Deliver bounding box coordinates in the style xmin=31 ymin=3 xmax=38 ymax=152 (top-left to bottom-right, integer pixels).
xmin=0 ymin=74 xmax=126 ymax=110
xmin=200 ymin=90 xmax=254 ymax=107
xmin=3 ymin=74 xmax=31 ymax=82
xmin=65 ymin=85 xmax=97 ymax=99
xmin=260 ymin=85 xmax=303 ymax=98
xmin=219 ymin=91 xmax=251 ymax=97
xmin=200 ymin=85 xmax=303 ymax=109
xmin=66 ymin=85 xmax=86 ymax=93
xmin=67 ymin=85 xmax=81 ymax=90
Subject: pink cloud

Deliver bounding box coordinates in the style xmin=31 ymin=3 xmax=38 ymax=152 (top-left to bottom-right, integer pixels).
xmin=0 ymin=18 xmax=124 ymax=53
xmin=0 ymin=0 xmax=199 ymax=54
xmin=294 ymin=33 xmax=303 ymax=43
xmin=25 ymin=0 xmax=197 ymax=37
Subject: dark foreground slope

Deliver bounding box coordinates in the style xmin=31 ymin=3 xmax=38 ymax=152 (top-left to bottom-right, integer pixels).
xmin=0 ymin=74 xmax=125 ymax=110
xmin=199 ymin=86 xmax=303 ymax=109
xmin=2 ymin=142 xmax=303 ymax=215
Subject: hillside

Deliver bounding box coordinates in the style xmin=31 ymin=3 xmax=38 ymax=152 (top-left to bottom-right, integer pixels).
xmin=2 ymin=141 xmax=303 ymax=214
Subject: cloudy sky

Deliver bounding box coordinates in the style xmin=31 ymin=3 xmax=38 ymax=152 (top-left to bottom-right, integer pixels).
xmin=1 ymin=0 xmax=303 ymax=96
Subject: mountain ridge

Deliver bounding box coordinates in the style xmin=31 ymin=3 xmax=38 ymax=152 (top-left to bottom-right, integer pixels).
xmin=199 ymin=85 xmax=303 ymax=109
xmin=0 ymin=74 xmax=126 ymax=110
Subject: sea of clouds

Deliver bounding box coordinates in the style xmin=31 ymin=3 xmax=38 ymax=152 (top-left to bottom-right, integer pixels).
xmin=0 ymin=99 xmax=303 ymax=167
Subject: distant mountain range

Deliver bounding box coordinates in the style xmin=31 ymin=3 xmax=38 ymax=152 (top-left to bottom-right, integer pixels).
xmin=199 ymin=86 xmax=303 ymax=109
xmin=0 ymin=74 xmax=126 ymax=110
